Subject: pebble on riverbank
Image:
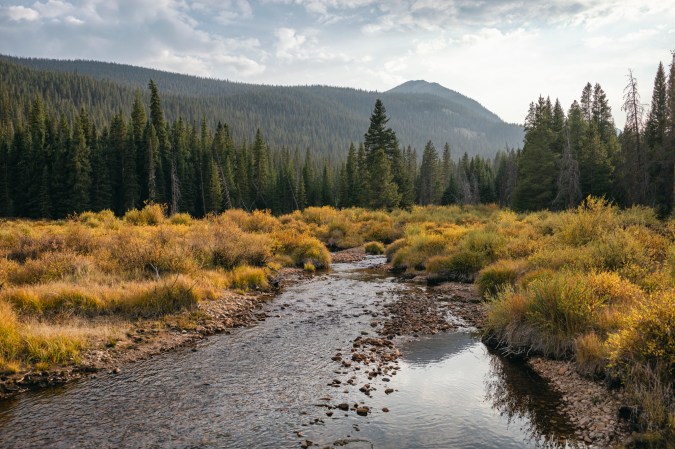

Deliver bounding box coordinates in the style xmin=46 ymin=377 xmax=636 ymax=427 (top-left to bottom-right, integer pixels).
xmin=529 ymin=358 xmax=629 ymax=448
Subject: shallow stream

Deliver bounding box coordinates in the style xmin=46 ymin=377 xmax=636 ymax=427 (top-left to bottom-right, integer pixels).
xmin=0 ymin=257 xmax=580 ymax=448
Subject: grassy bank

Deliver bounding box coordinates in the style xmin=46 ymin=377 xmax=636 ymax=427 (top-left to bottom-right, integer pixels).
xmin=0 ymin=205 xmax=337 ymax=374
xmin=1 ymin=201 xmax=673 ymax=443
xmin=0 ymin=204 xmax=407 ymax=376
xmin=384 ymin=198 xmax=674 ymax=444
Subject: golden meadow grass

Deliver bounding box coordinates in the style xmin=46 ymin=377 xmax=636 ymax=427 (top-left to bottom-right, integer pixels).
xmin=0 ymin=207 xmax=304 ymax=372
xmin=1 ymin=200 xmax=673 ymax=437
xmin=382 ymin=198 xmax=674 ymax=437
xmin=0 ymin=204 xmax=398 ymax=374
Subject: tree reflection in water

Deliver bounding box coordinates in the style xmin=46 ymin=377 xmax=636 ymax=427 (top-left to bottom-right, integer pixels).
xmin=484 ymin=348 xmax=582 ymax=449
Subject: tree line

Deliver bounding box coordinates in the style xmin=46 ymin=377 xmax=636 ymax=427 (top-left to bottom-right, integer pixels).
xmin=0 ymin=53 xmax=673 ymax=218
xmin=510 ymin=55 xmax=675 ymax=215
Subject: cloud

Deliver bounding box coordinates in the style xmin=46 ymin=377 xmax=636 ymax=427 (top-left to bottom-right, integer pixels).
xmin=275 ymin=27 xmax=308 ymax=60
xmin=33 ymin=0 xmax=77 ymax=19
xmin=6 ymin=5 xmax=39 ymax=21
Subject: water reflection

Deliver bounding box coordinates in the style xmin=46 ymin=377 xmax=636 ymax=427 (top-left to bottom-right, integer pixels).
xmin=400 ymin=330 xmax=476 ymax=366
xmin=485 ymin=348 xmax=580 ymax=448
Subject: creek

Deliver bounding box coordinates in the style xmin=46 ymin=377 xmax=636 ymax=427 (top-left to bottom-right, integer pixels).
xmin=0 ymin=257 xmax=579 ymax=448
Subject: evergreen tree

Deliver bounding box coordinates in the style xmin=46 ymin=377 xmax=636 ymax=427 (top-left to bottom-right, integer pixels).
xmin=0 ymin=137 xmax=11 ymax=216
xmin=70 ymin=113 xmax=92 ymax=212
xmin=418 ymin=140 xmax=440 ymax=205
xmin=89 ymin=125 xmax=112 ymax=211
xmin=143 ymin=122 xmax=160 ymax=203
xmin=356 ymin=143 xmax=368 ymax=207
xmin=363 ymin=99 xmax=411 ymax=208
xmin=512 ymin=99 xmax=558 ymax=211
xmin=644 ymin=62 xmax=671 ymax=214
xmin=580 ymin=82 xmax=593 ymax=122
xmin=579 ymin=122 xmax=613 ymax=198
xmin=344 ymin=142 xmax=358 ymax=207
xmin=251 ymin=129 xmax=269 ymax=210
xmin=441 ymin=143 xmax=453 ymax=193
xmin=108 ymin=113 xmax=128 ymax=215
xmin=211 ymin=122 xmax=234 ymax=210
xmin=368 ymin=148 xmax=400 ymax=210
xmin=494 ymin=148 xmax=518 ymax=206
xmin=667 ymin=52 xmax=675 ymax=213
xmin=320 ymin=164 xmax=333 ymax=206
xmin=554 ymin=128 xmax=582 ymax=209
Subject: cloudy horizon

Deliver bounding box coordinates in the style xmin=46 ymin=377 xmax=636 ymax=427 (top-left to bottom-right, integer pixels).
xmin=1 ymin=0 xmax=674 ymax=127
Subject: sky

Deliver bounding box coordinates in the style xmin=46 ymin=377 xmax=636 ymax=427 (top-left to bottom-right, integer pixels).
xmin=1 ymin=0 xmax=674 ymax=127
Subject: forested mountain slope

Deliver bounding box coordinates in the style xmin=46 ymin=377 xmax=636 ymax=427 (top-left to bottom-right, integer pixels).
xmin=0 ymin=55 xmax=523 ymax=157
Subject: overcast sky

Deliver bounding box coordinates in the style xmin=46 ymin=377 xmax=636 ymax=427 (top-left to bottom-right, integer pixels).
xmin=1 ymin=0 xmax=674 ymax=127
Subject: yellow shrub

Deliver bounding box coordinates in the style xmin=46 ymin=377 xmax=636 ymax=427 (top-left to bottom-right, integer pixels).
xmin=246 ymin=210 xmax=279 ymax=233
xmin=361 ymin=219 xmax=401 ymax=244
xmin=516 ymin=268 xmax=556 ymax=289
xmin=226 ymin=266 xmax=269 ymax=291
xmin=476 ymin=259 xmax=529 ymax=297
xmin=384 ymin=238 xmax=406 ymax=263
xmin=23 ymin=332 xmax=84 ymax=365
xmin=76 ymin=209 xmax=117 ymax=228
xmin=0 ymin=257 xmax=18 ymax=286
xmin=426 ymin=251 xmax=486 ymax=283
xmin=169 ymin=213 xmax=192 ymax=225
xmin=585 ymin=271 xmax=642 ymax=306
xmin=461 ymin=227 xmax=504 ymax=262
xmin=390 ymin=232 xmax=449 ymax=271
xmin=0 ymin=301 xmax=20 ymax=362
xmin=8 ymin=251 xmax=97 ymax=285
xmin=197 ymin=223 xmax=272 ymax=269
xmin=124 ymin=204 xmax=166 ymax=225
xmin=556 ymin=197 xmax=619 ymax=246
xmin=609 ymin=290 xmax=675 ymax=376
xmin=485 ymin=288 xmax=529 ymax=340
xmin=273 ymin=230 xmax=331 ymax=269
xmin=364 ymin=241 xmax=385 ymax=255
xmin=113 ymin=278 xmax=200 ymax=317
xmin=528 ymin=245 xmax=594 ymax=270
xmin=2 ymin=288 xmax=43 ymax=314
xmin=575 ymin=332 xmax=609 ymax=376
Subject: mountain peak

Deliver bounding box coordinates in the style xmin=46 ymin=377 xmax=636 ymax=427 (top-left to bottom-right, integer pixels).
xmin=387 ymin=80 xmax=501 ymax=123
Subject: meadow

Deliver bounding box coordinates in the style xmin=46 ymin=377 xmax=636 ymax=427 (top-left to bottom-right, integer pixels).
xmin=0 ymin=200 xmax=672 ymax=441
xmin=384 ymin=198 xmax=674 ymax=443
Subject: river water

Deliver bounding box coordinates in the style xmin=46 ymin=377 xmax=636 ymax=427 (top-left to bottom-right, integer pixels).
xmin=0 ymin=257 xmax=580 ymax=448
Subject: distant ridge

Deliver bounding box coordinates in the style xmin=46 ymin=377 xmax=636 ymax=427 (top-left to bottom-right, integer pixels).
xmin=0 ymin=55 xmax=523 ymax=158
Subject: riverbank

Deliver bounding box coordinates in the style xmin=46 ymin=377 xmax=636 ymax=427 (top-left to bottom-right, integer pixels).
xmin=0 ymin=266 xmax=309 ymax=400
xmin=391 ymin=270 xmax=633 ymax=449
xmin=0 ymin=243 xmax=651 ymax=449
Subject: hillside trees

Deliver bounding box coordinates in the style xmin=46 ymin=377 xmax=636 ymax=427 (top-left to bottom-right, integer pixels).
xmin=1 ymin=53 xmax=674 ymax=217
